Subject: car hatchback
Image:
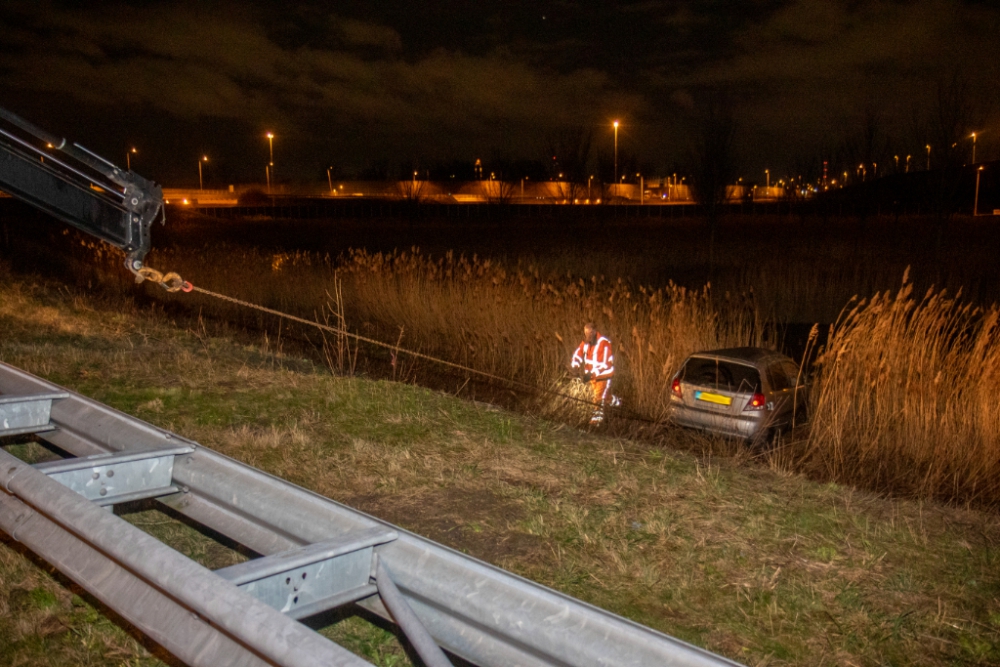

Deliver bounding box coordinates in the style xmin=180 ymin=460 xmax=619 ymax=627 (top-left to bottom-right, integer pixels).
xmin=668 ymin=347 xmax=808 ymax=443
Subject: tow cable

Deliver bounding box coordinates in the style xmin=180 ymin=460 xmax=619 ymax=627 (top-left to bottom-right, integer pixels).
xmin=133 ymin=266 xmax=662 ymax=426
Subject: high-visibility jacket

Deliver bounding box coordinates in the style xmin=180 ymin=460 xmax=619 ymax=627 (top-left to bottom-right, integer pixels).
xmin=571 ymin=332 xmax=615 ymax=380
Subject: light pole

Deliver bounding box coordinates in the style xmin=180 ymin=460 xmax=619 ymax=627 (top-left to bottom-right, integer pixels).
xmin=613 ymin=120 xmax=619 ymax=200
xmin=926 ymin=144 xmax=931 ymax=171
xmin=765 ymin=169 xmax=770 ymax=189
xmin=327 ymin=167 xmax=333 ymax=194
xmin=974 ymin=166 xmax=984 ymax=216
xmin=906 ymin=155 xmax=911 ymax=173
xmin=971 ymin=132 xmax=978 ymax=164
xmin=588 ymin=175 xmax=593 ymax=202
xmin=265 ymin=132 xmax=275 ymax=192
xmin=198 ymin=156 xmax=208 ymax=190
xmin=126 ymin=147 xmax=137 ymax=171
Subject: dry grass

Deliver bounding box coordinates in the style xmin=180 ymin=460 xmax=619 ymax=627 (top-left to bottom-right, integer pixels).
xmin=2 ymin=271 xmax=999 ymax=666
xmin=76 ymin=240 xmax=766 ymax=422
xmin=9 ymin=218 xmax=1000 ymax=509
xmin=804 ymin=273 xmax=1000 ymax=505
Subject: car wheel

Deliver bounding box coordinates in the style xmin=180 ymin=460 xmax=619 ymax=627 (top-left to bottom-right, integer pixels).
xmin=747 ymin=427 xmax=778 ymax=451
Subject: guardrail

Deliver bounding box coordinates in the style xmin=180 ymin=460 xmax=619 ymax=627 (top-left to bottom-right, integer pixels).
xmin=0 ymin=361 xmax=740 ymax=667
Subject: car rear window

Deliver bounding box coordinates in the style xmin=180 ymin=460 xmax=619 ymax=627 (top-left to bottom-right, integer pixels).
xmin=681 ymin=358 xmax=762 ymax=394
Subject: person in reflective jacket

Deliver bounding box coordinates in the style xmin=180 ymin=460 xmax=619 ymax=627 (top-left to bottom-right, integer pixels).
xmin=571 ymin=322 xmax=619 ymax=425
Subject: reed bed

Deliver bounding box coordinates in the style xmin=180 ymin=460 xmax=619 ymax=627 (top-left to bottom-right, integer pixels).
xmin=804 ymin=273 xmax=1000 ymax=505
xmin=140 ymin=245 xmax=764 ymax=421
xmin=31 ymin=230 xmax=1000 ymax=507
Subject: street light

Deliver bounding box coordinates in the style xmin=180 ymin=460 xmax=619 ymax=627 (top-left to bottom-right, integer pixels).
xmin=971 ymin=132 xmax=978 ymax=164
xmin=974 ymin=166 xmax=984 ymax=216
xmin=198 ymin=156 xmax=208 ymax=190
xmin=613 ymin=120 xmax=620 ymax=200
xmin=926 ymin=144 xmax=931 ymax=171
xmin=327 ymin=167 xmax=333 ymax=194
xmin=265 ymin=132 xmax=275 ymax=192
xmin=127 ymin=147 xmax=137 ymax=171
xmin=765 ymin=169 xmax=770 ymax=189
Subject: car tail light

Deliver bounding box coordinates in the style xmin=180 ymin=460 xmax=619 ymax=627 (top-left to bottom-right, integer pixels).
xmin=744 ymin=392 xmax=766 ymax=411
xmin=671 ymin=378 xmax=682 ymax=398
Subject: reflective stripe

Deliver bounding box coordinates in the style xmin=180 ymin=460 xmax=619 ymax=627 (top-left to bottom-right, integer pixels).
xmin=572 ymin=334 xmax=615 ymax=379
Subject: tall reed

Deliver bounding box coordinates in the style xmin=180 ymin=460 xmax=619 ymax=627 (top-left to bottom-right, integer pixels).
xmin=804 ymin=273 xmax=1000 ymax=505
xmin=330 ymin=248 xmax=765 ymax=419
xmin=50 ymin=231 xmax=1000 ymax=506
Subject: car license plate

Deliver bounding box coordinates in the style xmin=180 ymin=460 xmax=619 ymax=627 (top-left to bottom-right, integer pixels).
xmin=695 ymin=391 xmax=732 ymax=406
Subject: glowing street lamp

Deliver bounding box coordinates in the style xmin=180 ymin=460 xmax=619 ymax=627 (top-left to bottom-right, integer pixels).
xmin=327 ymin=167 xmax=333 ymax=194
xmin=926 ymin=144 xmax=931 ymax=171
xmin=126 ymin=147 xmax=137 ymax=171
xmin=971 ymin=132 xmax=978 ymax=164
xmin=613 ymin=120 xmax=620 ymax=199
xmin=198 ymin=156 xmax=208 ymax=190
xmin=265 ymin=132 xmax=275 ymax=192
xmin=765 ymin=169 xmax=770 ymax=189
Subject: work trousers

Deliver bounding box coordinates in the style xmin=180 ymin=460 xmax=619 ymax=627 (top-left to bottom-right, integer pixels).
xmin=589 ymin=378 xmax=612 ymax=424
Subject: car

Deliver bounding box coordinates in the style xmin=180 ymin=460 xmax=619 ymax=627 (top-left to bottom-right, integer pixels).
xmin=668 ymin=347 xmax=808 ymax=444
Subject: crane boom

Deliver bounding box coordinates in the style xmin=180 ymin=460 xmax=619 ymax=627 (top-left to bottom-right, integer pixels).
xmin=0 ymin=106 xmax=164 ymax=271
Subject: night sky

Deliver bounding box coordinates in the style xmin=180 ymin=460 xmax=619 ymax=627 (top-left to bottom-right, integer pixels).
xmin=2 ymin=0 xmax=997 ymax=187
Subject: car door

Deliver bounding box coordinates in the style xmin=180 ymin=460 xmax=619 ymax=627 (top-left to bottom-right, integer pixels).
xmin=764 ymin=361 xmax=795 ymax=426
xmin=781 ymin=359 xmax=809 ymax=424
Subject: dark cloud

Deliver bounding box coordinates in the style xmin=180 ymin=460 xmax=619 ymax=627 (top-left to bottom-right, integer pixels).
xmin=1 ymin=0 xmax=996 ymax=184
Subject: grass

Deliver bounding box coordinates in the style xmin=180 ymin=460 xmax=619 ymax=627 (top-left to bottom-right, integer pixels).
xmin=2 ymin=267 xmax=999 ymax=666
xmin=7 ymin=208 xmax=1000 ymax=509
xmin=803 ymin=274 xmax=1000 ymax=505
xmin=6 ymin=207 xmax=1000 ymax=508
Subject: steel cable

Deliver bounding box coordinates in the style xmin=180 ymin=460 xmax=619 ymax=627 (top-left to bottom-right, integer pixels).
xmin=137 ymin=269 xmax=663 ymax=425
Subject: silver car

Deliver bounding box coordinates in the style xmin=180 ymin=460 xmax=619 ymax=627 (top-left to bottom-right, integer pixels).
xmin=668 ymin=347 xmax=808 ymax=444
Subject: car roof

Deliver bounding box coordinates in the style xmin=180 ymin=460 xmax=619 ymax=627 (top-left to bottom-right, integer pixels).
xmin=686 ymin=347 xmax=790 ymax=365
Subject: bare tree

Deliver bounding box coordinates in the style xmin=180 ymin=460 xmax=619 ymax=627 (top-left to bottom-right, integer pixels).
xmin=840 ymin=105 xmax=891 ymax=181
xmin=396 ymin=176 xmax=425 ymax=203
xmin=924 ymin=72 xmax=982 ymax=259
xmin=687 ymin=89 xmax=739 ymax=277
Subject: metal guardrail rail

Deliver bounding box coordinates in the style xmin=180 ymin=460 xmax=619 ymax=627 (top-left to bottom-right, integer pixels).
xmin=0 ymin=361 xmax=742 ymax=667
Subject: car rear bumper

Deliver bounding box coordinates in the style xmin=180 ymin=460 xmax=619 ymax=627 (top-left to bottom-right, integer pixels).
xmin=669 ymin=404 xmax=765 ymax=440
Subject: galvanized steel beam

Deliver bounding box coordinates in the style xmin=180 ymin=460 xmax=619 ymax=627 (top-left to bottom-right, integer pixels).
xmin=0 ymin=448 xmax=373 ymax=667
xmin=0 ymin=361 xmax=742 ymax=667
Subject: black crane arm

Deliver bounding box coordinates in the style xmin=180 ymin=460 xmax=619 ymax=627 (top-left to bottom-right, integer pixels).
xmin=0 ymin=106 xmax=164 ymax=272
